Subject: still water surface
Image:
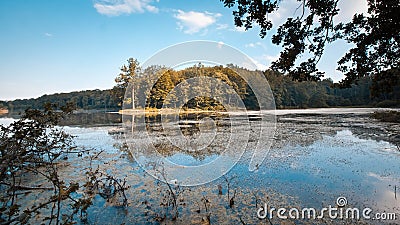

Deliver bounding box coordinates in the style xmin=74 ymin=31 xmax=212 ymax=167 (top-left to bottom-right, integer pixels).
xmin=1 ymin=108 xmax=399 ymax=224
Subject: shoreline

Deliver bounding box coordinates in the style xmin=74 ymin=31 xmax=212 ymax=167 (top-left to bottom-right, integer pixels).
xmin=0 ymin=109 xmax=8 ymax=115
xmin=118 ymin=107 xmax=400 ymax=116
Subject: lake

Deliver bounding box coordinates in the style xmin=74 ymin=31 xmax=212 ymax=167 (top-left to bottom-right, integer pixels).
xmin=1 ymin=108 xmax=399 ymax=224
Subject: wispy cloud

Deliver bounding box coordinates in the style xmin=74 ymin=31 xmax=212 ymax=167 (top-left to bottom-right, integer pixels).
xmin=174 ymin=10 xmax=221 ymax=34
xmin=252 ymin=54 xmax=280 ymax=71
xmin=253 ymin=60 xmax=268 ymax=71
xmin=216 ymin=23 xmax=229 ymax=30
xmin=44 ymin=32 xmax=53 ymax=37
xmin=263 ymin=54 xmax=279 ymax=64
xmin=93 ymin=0 xmax=159 ymax=16
xmin=233 ymin=26 xmax=246 ymax=33
xmin=245 ymin=42 xmax=263 ymax=48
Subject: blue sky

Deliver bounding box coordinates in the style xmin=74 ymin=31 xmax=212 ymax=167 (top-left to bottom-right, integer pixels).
xmin=0 ymin=0 xmax=367 ymax=100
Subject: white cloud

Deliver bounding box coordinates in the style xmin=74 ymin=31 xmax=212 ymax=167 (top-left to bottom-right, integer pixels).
xmin=336 ymin=0 xmax=368 ymax=23
xmin=246 ymin=43 xmax=255 ymax=48
xmin=263 ymin=54 xmax=279 ymax=63
xmin=242 ymin=57 xmax=268 ymax=71
xmin=253 ymin=61 xmax=268 ymax=71
xmin=93 ymin=0 xmax=158 ymax=16
xmin=44 ymin=33 xmax=53 ymax=37
xmin=216 ymin=23 xmax=229 ymax=30
xmin=245 ymin=42 xmax=263 ymax=48
xmin=233 ymin=26 xmax=246 ymax=33
xmin=252 ymin=54 xmax=280 ymax=71
xmin=174 ymin=10 xmax=221 ymax=34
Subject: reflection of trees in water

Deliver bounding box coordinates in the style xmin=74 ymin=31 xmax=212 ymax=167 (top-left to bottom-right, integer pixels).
xmin=59 ymin=112 xmax=122 ymax=126
xmin=110 ymin=112 xmax=400 ymax=162
xmin=5 ymin=112 xmax=123 ymax=126
xmin=115 ymin=113 xmax=233 ymax=161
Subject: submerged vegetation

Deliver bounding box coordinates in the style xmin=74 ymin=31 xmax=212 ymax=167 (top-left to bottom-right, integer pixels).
xmin=371 ymin=110 xmax=400 ymax=123
xmin=0 ymin=104 xmax=129 ymax=224
xmin=0 ymin=104 xmax=295 ymax=224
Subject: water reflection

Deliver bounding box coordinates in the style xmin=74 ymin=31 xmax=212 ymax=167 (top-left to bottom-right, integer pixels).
xmin=113 ymin=112 xmax=399 ymax=223
xmin=1 ymin=112 xmax=122 ymax=126
xmin=60 ymin=112 xmax=122 ymax=126
xmin=103 ymin=111 xmax=400 ymax=164
xmin=122 ymin=113 xmax=232 ymax=161
xmin=1 ymin=109 xmax=399 ymax=224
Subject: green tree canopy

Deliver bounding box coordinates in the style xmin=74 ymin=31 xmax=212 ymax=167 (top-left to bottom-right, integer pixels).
xmin=112 ymin=58 xmax=140 ymax=106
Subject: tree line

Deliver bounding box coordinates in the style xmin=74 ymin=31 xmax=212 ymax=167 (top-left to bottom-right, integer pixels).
xmin=1 ymin=63 xmax=399 ymax=114
xmin=1 ymin=89 xmax=121 ymax=114
xmin=264 ymin=69 xmax=399 ymax=108
xmin=129 ymin=64 xmax=399 ymax=110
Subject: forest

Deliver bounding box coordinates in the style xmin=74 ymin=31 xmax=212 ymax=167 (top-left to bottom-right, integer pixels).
xmin=1 ymin=64 xmax=399 ymax=114
xmin=0 ymin=89 xmax=121 ymax=114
